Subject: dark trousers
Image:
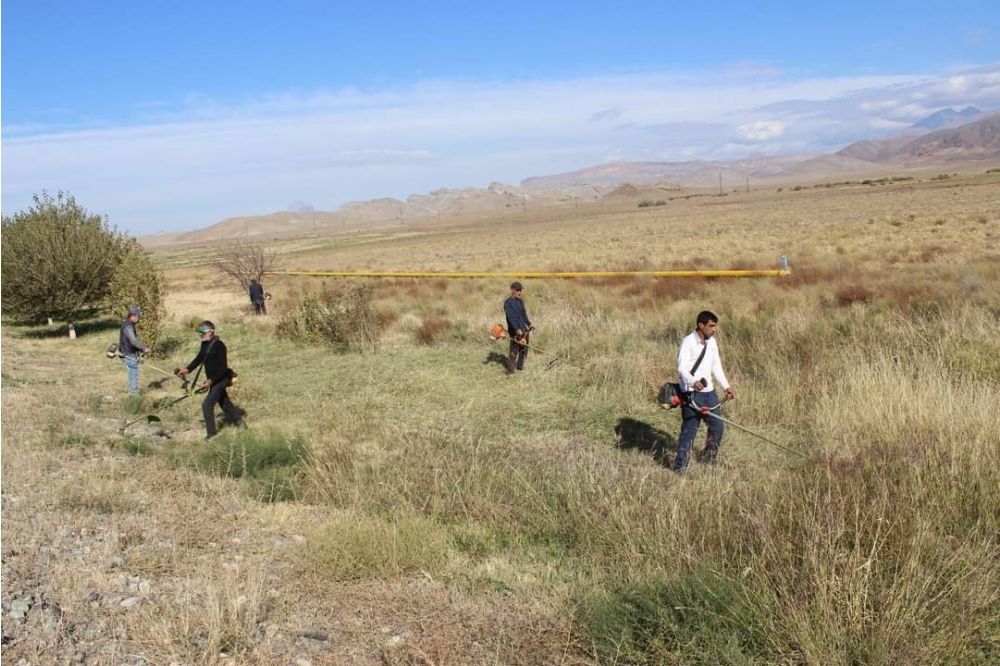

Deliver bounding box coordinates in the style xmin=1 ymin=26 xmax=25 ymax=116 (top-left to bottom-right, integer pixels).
xmin=673 ymin=391 xmax=725 ymax=471
xmin=202 ymin=379 xmax=242 ymax=436
xmin=252 ymin=299 xmax=266 ymax=315
xmin=508 ymin=334 xmax=529 ymax=373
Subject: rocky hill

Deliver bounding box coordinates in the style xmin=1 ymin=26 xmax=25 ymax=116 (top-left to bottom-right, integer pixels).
xmin=143 ymin=113 xmax=999 ymax=246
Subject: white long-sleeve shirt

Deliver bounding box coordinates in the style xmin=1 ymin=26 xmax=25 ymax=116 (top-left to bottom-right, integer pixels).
xmin=677 ymin=331 xmax=730 ymax=393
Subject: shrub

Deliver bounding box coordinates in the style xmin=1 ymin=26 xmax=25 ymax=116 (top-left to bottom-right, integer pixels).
xmin=275 ymin=283 xmax=380 ymax=352
xmin=415 ymin=315 xmax=452 ymax=344
xmin=1 ymin=191 xmax=133 ymax=323
xmin=108 ymin=240 xmax=166 ymax=351
xmin=834 ymin=284 xmax=874 ymax=307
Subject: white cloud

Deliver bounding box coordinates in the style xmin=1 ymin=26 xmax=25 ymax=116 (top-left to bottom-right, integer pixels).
xmin=3 ymin=63 xmax=999 ymax=233
xmin=737 ymin=120 xmax=786 ymax=141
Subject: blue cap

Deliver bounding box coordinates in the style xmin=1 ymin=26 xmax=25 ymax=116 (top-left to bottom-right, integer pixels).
xmin=128 ymin=306 xmax=142 ymax=317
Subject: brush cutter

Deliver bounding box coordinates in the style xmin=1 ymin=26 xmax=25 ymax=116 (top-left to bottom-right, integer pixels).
xmin=658 ymin=390 xmax=806 ymax=459
xmin=119 ymin=382 xmax=208 ymax=435
xmin=105 ymin=344 xmax=177 ymax=379
xmin=488 ymin=324 xmax=580 ymax=370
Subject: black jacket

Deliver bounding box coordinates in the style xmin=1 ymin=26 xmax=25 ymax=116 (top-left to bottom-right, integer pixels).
xmin=504 ymin=297 xmax=532 ymax=335
xmin=186 ymin=337 xmax=233 ymax=384
xmin=118 ymin=320 xmax=145 ymax=357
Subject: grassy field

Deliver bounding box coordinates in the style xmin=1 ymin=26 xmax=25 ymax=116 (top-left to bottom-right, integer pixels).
xmin=3 ymin=172 xmax=999 ymax=664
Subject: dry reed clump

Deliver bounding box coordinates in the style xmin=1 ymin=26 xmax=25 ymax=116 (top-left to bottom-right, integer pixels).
xmin=415 ymin=314 xmax=452 ymax=345
xmin=833 ymin=284 xmax=874 ymax=307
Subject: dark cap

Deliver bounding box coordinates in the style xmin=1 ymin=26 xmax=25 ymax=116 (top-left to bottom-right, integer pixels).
xmin=128 ymin=306 xmax=142 ymax=317
xmin=510 ymin=281 xmax=523 ymax=291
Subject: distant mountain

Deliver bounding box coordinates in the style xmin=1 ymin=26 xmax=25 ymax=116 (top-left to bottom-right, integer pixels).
xmin=912 ymin=106 xmax=983 ymax=130
xmin=838 ymin=113 xmax=1000 ymax=163
xmin=521 ymin=155 xmax=812 ymax=189
xmin=142 ymin=114 xmax=1000 ymax=247
xmin=151 ymin=182 xmax=613 ymax=245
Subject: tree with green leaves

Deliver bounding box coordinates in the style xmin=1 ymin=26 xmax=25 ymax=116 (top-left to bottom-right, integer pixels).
xmin=1 ymin=193 xmax=163 ymax=341
xmin=108 ymin=240 xmax=166 ymax=351
xmin=2 ymin=192 xmax=131 ymax=322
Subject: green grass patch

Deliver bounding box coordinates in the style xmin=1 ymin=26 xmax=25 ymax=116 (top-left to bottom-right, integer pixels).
xmin=581 ymin=568 xmax=775 ymax=665
xmin=196 ymin=429 xmax=310 ymax=502
xmin=308 ymin=511 xmax=450 ymax=580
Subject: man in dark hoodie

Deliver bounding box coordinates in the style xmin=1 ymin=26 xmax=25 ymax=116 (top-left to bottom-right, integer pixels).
xmin=175 ymin=320 xmax=243 ymax=439
xmin=249 ymin=278 xmax=266 ymax=315
xmin=119 ymin=306 xmax=151 ymax=395
xmin=503 ymin=281 xmax=534 ymax=374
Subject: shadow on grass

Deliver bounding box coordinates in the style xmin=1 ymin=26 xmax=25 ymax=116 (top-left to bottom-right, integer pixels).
xmin=15 ymin=316 xmax=121 ymax=339
xmin=482 ymin=351 xmax=511 ymax=372
xmin=614 ymin=417 xmax=677 ymax=465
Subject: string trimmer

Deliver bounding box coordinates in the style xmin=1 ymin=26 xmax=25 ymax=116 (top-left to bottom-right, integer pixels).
xmin=488 ymin=323 xmax=582 ymax=370
xmin=118 ymin=381 xmax=209 ymax=435
xmin=105 ymin=343 xmax=177 ymax=378
xmin=657 ymin=390 xmax=807 ymax=459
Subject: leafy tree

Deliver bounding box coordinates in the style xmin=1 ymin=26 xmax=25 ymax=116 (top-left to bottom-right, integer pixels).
xmin=108 ymin=240 xmax=166 ymax=351
xmin=1 ymin=192 xmax=131 ymax=322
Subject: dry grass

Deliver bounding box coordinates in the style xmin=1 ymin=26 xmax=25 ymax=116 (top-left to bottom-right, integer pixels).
xmin=3 ymin=171 xmax=999 ymax=663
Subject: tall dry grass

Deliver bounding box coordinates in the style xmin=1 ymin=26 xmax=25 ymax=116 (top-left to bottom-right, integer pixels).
xmin=4 ymin=173 xmax=999 ymax=663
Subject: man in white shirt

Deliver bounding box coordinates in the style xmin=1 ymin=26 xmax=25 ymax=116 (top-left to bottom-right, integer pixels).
xmin=673 ymin=310 xmax=736 ymax=472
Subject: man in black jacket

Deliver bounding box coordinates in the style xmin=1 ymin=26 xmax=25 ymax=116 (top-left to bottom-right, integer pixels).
xmin=503 ymin=282 xmax=534 ymax=374
xmin=176 ymin=320 xmax=243 ymax=439
xmin=249 ymin=279 xmax=266 ymax=315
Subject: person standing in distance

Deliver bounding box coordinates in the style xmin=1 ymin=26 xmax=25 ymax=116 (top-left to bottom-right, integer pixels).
xmin=249 ymin=278 xmax=267 ymax=315
xmin=175 ymin=321 xmax=243 ymax=439
xmin=673 ymin=310 xmax=736 ymax=472
xmin=119 ymin=306 xmax=151 ymax=396
xmin=503 ymin=281 xmax=534 ymax=374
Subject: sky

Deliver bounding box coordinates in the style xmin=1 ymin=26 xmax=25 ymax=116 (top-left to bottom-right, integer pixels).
xmin=2 ymin=1 xmax=999 ymax=235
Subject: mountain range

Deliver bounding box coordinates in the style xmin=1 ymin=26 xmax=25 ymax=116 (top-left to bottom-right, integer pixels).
xmin=144 ymin=111 xmax=1000 ymax=246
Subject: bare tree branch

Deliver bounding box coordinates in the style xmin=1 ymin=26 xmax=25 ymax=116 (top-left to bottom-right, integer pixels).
xmin=211 ymin=241 xmax=276 ymax=293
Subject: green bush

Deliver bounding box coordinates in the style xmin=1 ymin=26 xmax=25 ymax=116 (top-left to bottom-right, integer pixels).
xmin=1 ymin=191 xmax=133 ymax=323
xmin=108 ymin=240 xmax=166 ymax=352
xmin=275 ymin=283 xmax=380 ymax=352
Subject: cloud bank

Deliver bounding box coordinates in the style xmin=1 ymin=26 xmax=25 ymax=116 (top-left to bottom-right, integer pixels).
xmin=3 ymin=64 xmax=999 ymax=234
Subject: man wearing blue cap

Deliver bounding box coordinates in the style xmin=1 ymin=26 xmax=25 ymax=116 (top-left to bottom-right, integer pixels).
xmin=176 ymin=320 xmax=243 ymax=439
xmin=119 ymin=306 xmax=151 ymax=395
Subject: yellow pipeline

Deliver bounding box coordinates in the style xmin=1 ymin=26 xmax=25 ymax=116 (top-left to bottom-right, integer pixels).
xmin=265 ymin=269 xmax=790 ymax=279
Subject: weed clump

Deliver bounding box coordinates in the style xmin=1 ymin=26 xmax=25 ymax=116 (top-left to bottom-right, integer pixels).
xmin=308 ymin=512 xmax=449 ymax=580
xmin=275 ymin=283 xmax=379 ymax=352
xmin=581 ymin=570 xmax=770 ymax=665
xmin=197 ymin=430 xmax=310 ymax=502
xmin=415 ymin=314 xmax=452 ymax=344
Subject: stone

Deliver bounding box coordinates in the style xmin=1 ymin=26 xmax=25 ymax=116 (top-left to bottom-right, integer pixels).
xmin=296 ymin=629 xmax=329 ymax=641
xmin=8 ymin=599 xmax=31 ymax=620
xmin=120 ymin=596 xmax=141 ymax=609
xmin=385 ymin=630 xmax=411 ymax=647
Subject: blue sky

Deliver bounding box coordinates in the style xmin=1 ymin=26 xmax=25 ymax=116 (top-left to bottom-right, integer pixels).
xmin=3 ymin=1 xmax=999 ymax=234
